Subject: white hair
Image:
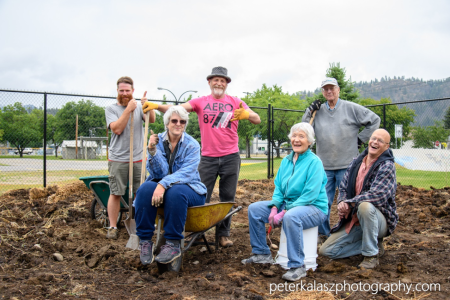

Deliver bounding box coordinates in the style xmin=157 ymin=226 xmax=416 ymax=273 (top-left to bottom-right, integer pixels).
xmin=288 ymin=122 xmax=315 ymax=147
xmin=163 ymin=106 xmax=189 ymax=128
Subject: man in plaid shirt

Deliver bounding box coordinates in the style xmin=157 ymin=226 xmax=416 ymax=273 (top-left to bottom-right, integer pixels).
xmin=319 ymin=129 xmax=398 ymax=269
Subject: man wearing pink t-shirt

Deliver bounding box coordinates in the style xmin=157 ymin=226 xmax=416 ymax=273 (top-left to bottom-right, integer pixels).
xmin=143 ymin=66 xmax=261 ymax=247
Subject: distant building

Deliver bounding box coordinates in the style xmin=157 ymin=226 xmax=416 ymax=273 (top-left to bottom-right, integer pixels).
xmin=61 ymin=140 xmax=97 ymax=159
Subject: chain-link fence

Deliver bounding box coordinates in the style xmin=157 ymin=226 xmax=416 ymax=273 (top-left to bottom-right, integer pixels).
xmin=365 ymin=97 xmax=450 ymax=189
xmin=0 ymin=89 xmax=449 ymax=194
xmin=0 ymin=90 xmax=270 ymax=193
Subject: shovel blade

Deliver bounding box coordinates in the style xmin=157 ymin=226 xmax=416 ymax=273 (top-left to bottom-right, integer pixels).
xmin=126 ymin=233 xmax=140 ymax=250
xmin=124 ymin=218 xmax=140 ymax=250
xmin=124 ymin=218 xmax=137 ymax=235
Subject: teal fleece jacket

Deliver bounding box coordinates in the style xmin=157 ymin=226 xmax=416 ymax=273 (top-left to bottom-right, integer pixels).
xmin=269 ymin=149 xmax=328 ymax=215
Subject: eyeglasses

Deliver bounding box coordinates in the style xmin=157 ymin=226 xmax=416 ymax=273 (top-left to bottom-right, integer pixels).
xmin=322 ymin=86 xmax=336 ymax=92
xmin=370 ymin=136 xmax=388 ymax=145
xmin=170 ymin=119 xmax=186 ymax=125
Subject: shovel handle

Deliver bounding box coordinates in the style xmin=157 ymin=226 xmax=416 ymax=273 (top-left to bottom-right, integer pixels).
xmin=129 ymin=112 xmax=134 ymax=215
xmin=141 ymin=111 xmax=150 ymax=184
xmin=309 ymin=110 xmax=317 ymax=125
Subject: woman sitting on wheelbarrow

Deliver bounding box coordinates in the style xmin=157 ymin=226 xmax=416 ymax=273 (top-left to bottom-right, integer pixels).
xmin=242 ymin=122 xmax=328 ymax=282
xmin=134 ymin=106 xmax=207 ymax=265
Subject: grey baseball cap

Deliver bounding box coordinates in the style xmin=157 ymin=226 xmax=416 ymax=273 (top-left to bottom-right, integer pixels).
xmin=321 ymin=77 xmax=339 ymax=88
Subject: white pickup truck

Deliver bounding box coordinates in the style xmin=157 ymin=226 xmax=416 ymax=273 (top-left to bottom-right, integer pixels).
xmin=14 ymin=148 xmax=33 ymax=155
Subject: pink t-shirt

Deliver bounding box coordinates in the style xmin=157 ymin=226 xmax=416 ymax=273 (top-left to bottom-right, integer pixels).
xmin=189 ymin=94 xmax=249 ymax=157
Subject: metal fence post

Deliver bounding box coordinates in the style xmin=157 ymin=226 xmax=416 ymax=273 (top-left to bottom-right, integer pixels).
xmin=43 ymin=92 xmax=47 ymax=187
xmin=267 ymin=103 xmax=271 ymax=179
xmin=271 ymin=105 xmax=274 ymax=178
xmin=383 ymin=104 xmax=386 ymax=129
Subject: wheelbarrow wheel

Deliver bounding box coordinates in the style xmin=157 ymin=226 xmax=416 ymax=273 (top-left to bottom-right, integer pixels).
xmin=90 ymin=198 xmax=122 ymax=228
xmin=155 ymin=236 xmax=183 ymax=274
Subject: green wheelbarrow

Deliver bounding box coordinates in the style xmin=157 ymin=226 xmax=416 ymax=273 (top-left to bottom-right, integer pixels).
xmin=79 ymin=175 xmax=130 ymax=228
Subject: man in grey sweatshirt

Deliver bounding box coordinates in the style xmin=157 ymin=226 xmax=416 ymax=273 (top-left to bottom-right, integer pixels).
xmin=302 ymin=77 xmax=380 ymax=238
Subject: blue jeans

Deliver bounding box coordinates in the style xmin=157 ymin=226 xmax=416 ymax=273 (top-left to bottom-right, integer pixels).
xmin=248 ymin=201 xmax=326 ymax=268
xmin=319 ymin=202 xmax=388 ymax=258
xmin=134 ymin=181 xmax=206 ymax=241
xmin=319 ymin=169 xmax=347 ymax=236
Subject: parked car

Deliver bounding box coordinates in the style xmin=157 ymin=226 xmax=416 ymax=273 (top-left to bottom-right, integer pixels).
xmin=14 ymin=148 xmax=33 ymax=155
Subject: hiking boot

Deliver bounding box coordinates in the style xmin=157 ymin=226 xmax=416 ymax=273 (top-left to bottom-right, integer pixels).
xmin=358 ymin=255 xmax=379 ymax=269
xmin=155 ymin=241 xmax=181 ymax=264
xmin=106 ymin=228 xmax=118 ymax=240
xmin=378 ymin=238 xmax=385 ymax=257
xmin=139 ymin=240 xmax=154 ymax=265
xmin=241 ymin=254 xmax=274 ymax=265
xmin=219 ymin=236 xmax=233 ymax=247
xmin=282 ymin=266 xmax=306 ymax=282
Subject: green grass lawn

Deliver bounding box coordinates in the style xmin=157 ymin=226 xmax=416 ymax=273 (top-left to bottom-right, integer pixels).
xmin=0 ymin=169 xmax=109 ymax=194
xmin=395 ymin=165 xmax=450 ymax=189
xmin=240 ymin=160 xmax=450 ymax=189
xmin=0 ymin=159 xmax=448 ymax=194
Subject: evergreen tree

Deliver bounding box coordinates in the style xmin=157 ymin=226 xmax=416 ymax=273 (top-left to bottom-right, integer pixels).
xmin=444 ymin=106 xmax=450 ymax=129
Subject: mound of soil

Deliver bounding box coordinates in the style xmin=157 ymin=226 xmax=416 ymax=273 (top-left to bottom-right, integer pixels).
xmin=0 ymin=180 xmax=449 ymax=299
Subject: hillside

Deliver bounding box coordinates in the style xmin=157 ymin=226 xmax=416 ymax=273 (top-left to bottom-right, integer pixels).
xmin=356 ymin=77 xmax=450 ymax=101
xmin=301 ymin=77 xmax=450 ymax=126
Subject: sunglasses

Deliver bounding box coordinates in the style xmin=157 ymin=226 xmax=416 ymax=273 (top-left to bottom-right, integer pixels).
xmin=170 ymin=119 xmax=187 ymax=125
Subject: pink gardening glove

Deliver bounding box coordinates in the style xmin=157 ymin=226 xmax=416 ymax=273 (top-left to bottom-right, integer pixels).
xmin=273 ymin=210 xmax=286 ymax=227
xmin=268 ymin=206 xmax=278 ymax=226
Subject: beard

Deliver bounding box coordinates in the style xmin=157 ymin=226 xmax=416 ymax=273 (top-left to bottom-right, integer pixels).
xmin=212 ymin=87 xmax=225 ymax=98
xmin=117 ymin=94 xmax=133 ymax=106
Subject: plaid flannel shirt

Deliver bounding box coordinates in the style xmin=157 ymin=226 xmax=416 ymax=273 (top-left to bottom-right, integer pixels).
xmin=331 ymin=149 xmax=398 ymax=235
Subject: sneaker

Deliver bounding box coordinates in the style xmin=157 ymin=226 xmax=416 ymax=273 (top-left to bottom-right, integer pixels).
xmin=358 ymin=255 xmax=379 ymax=269
xmin=139 ymin=240 xmax=154 ymax=265
xmin=155 ymin=241 xmax=181 ymax=264
xmin=378 ymin=238 xmax=385 ymax=257
xmin=241 ymin=254 xmax=274 ymax=265
xmin=106 ymin=228 xmax=118 ymax=239
xmin=282 ymin=266 xmax=306 ymax=282
xmin=219 ymin=236 xmax=233 ymax=247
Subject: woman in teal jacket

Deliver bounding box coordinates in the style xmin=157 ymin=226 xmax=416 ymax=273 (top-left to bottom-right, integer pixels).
xmin=242 ymin=122 xmax=328 ymax=282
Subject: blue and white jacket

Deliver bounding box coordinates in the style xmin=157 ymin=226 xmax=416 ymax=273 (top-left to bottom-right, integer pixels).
xmin=146 ymin=131 xmax=207 ymax=196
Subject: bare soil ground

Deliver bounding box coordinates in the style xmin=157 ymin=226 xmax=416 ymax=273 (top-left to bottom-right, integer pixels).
xmin=1 ymin=179 xmax=449 ymax=299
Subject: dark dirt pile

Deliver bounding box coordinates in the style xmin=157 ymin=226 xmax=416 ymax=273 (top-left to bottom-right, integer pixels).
xmin=0 ymin=180 xmax=449 ymax=299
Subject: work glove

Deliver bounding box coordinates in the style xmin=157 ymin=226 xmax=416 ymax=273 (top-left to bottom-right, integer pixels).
xmin=143 ymin=101 xmax=159 ymax=113
xmin=308 ymin=99 xmax=321 ymax=113
xmin=268 ymin=206 xmax=278 ymax=225
xmin=230 ymin=102 xmax=249 ymax=121
xmin=272 ymin=210 xmax=286 ymax=227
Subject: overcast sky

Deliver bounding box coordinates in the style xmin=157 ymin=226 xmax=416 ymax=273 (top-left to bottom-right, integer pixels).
xmin=1 ymin=0 xmax=449 ymax=102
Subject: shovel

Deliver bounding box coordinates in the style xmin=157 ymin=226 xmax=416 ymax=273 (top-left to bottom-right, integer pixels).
xmin=126 ymin=111 xmax=151 ymax=250
xmin=309 ymin=110 xmax=317 ymax=125
xmin=124 ymin=112 xmax=135 ymax=237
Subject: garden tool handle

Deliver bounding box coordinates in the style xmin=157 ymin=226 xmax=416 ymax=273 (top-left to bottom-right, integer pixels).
xmin=141 ymin=111 xmax=150 ymax=184
xmin=309 ymin=110 xmax=317 ymax=125
xmin=129 ymin=112 xmax=134 ymax=215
